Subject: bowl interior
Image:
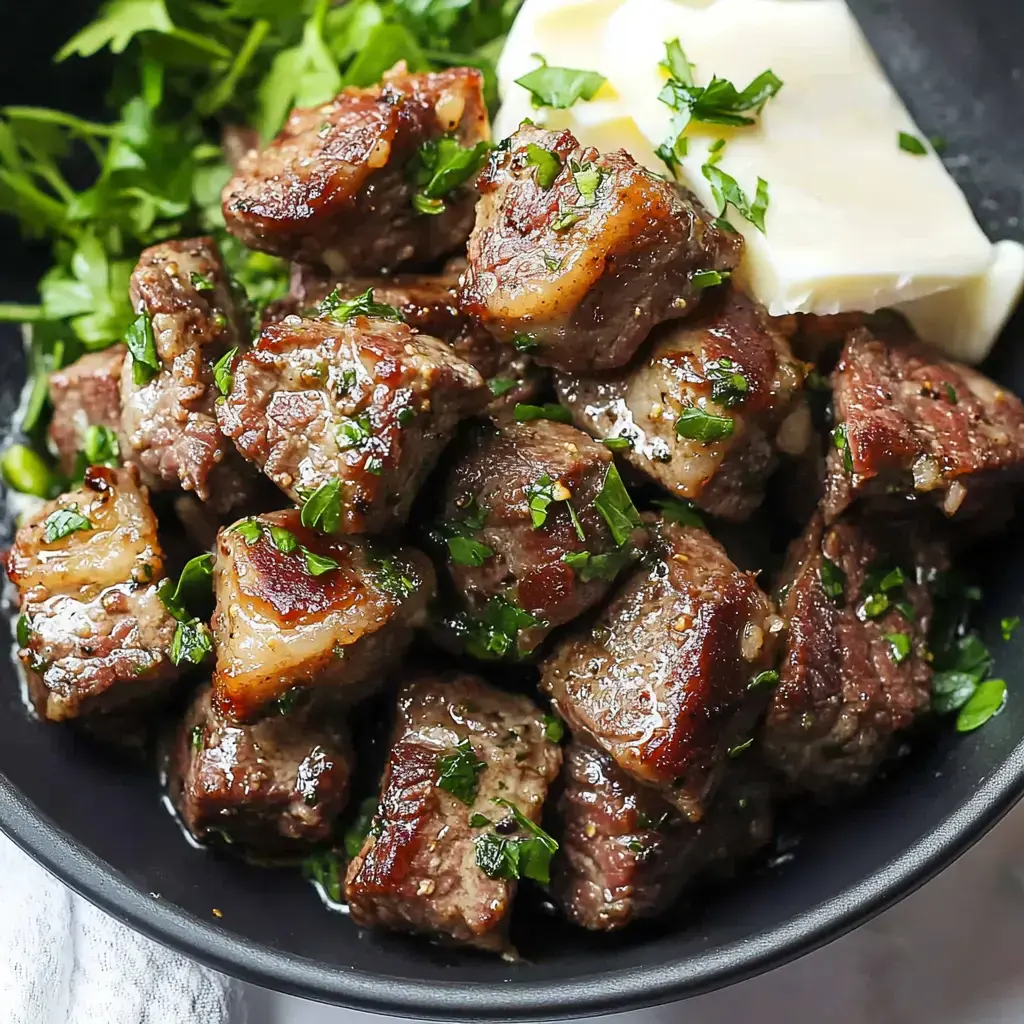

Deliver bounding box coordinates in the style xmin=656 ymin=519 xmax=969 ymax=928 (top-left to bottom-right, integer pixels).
xmin=0 ymin=0 xmax=1023 ymax=1019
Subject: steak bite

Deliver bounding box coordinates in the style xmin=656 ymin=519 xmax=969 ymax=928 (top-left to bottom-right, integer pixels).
xmin=211 ymin=509 xmax=434 ymax=721
xmin=345 ymin=672 xmax=562 ymax=951
xmin=48 ymin=346 xmax=126 ymax=474
xmin=6 ymin=467 xmax=180 ymax=722
xmin=120 ymin=237 xmax=256 ymax=514
xmin=555 ymin=741 xmax=773 ymax=931
xmin=217 ymin=312 xmax=489 ymax=534
xmin=541 ymin=517 xmax=779 ymax=820
xmin=761 ymin=513 xmax=942 ymax=796
xmin=556 ymin=287 xmax=809 ymax=522
xmin=824 ymin=324 xmax=1024 ymax=522
xmin=459 ymin=123 xmax=742 ymax=374
xmin=222 ymin=65 xmax=489 ymax=274
xmin=168 ymin=683 xmax=352 ymax=851
xmin=433 ymin=420 xmax=647 ymax=659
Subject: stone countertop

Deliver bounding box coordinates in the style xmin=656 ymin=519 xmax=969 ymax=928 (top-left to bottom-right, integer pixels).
xmin=244 ymin=797 xmax=1024 ymax=1024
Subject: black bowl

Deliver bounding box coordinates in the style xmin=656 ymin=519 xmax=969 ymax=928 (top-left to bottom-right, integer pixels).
xmin=1 ymin=1 xmax=1023 ymax=1019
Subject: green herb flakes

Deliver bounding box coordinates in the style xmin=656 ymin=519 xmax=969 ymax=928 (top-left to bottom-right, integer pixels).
xmin=885 ymin=632 xmax=912 ymax=664
xmin=488 ymin=377 xmax=518 ymax=398
xmin=601 ymin=436 xmax=633 ymax=452
xmin=344 ymin=796 xmax=380 ymax=861
xmin=43 ymin=504 xmax=93 ymax=544
xmin=318 ymin=287 xmax=404 ymax=324
xmin=570 ymin=159 xmax=603 ymax=206
xmin=125 ymin=309 xmax=159 ymax=386
xmin=593 ymin=463 xmax=643 ymax=546
xmin=675 ymin=406 xmax=735 ymax=442
xmin=300 ymin=480 xmax=342 ymax=534
xmin=702 ymin=164 xmax=771 ymax=233
xmin=898 ymin=131 xmax=928 ymax=156
xmin=542 ymin=714 xmax=565 ymax=744
xmin=190 ymin=271 xmax=214 ymax=292
xmin=212 ymin=347 xmax=238 ymax=397
xmin=453 ymin=595 xmax=544 ymax=662
xmin=652 ymin=497 xmax=705 ymax=529
xmin=514 ymin=403 xmax=573 ymax=424
xmin=474 ymin=798 xmax=558 ymax=883
xmin=831 ymin=424 xmax=854 ymax=472
xmin=447 ymin=535 xmax=494 ymax=567
xmin=1001 ymin=616 xmax=1020 ymax=642
xmin=525 ymin=143 xmax=562 ymax=189
xmin=303 ymin=850 xmax=344 ymax=905
xmin=749 ymin=669 xmax=779 ymax=691
xmin=170 ymin=618 xmax=213 ymax=667
xmin=81 ymin=424 xmax=120 ymax=469
xmin=513 ymin=333 xmax=540 ymax=352
xmin=515 ymin=61 xmax=607 ymax=109
xmin=691 ymin=269 xmax=729 ymax=290
xmin=819 ymin=555 xmax=846 ymax=603
xmin=436 ymin=739 xmax=486 ymax=805
xmin=409 ymin=136 xmax=492 ymax=214
xmin=561 ymin=547 xmax=636 ymax=582
xmin=706 ymin=357 xmax=749 ymax=406
xmin=956 ymin=679 xmax=1006 ymax=732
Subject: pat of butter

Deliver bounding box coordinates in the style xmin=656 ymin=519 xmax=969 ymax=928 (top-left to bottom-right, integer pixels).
xmin=494 ymin=0 xmax=1023 ymax=361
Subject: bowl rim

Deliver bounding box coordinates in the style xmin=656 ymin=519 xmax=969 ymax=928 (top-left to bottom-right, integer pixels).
xmin=1 ymin=737 xmax=1022 ymax=1021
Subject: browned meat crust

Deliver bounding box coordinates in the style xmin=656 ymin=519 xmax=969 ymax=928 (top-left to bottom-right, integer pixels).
xmin=345 ymin=672 xmax=561 ymax=951
xmin=222 ymin=66 xmax=489 ymax=274
xmin=459 ymin=124 xmax=742 ymax=374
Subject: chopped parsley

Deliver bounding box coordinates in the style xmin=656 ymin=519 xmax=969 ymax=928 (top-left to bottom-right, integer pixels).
xmin=514 ymin=402 xmax=573 ymax=424
xmin=542 ymin=252 xmax=564 ymax=272
xmin=446 ymin=535 xmax=494 ymax=567
xmin=1001 ymin=616 xmax=1020 ymax=642
xmin=542 ymin=714 xmax=565 ymax=744
xmin=749 ymin=669 xmax=779 ymax=691
xmin=702 ymin=163 xmax=770 ymax=233
xmin=956 ymin=679 xmax=1006 ymax=733
xmin=831 ymin=424 xmax=854 ymax=473
xmin=453 ymin=594 xmax=544 ymax=661
xmin=190 ymin=725 xmax=204 ymax=754
xmin=368 ymin=552 xmax=418 ymax=601
xmin=170 ymin=619 xmax=213 ymax=667
xmin=728 ymin=737 xmax=754 ymax=758
xmin=819 ymin=555 xmax=846 ymax=603
xmin=473 ymin=798 xmax=558 ymax=883
xmin=269 ymin=525 xmax=299 ymax=554
xmin=488 ymin=377 xmax=518 ymax=398
xmin=514 ymin=61 xmax=607 ymax=109
xmin=409 ymin=135 xmax=492 ymax=214
xmin=125 ymin=309 xmax=159 ymax=386
xmin=885 ymin=632 xmax=912 ymax=664
xmin=691 ymin=269 xmax=729 ymax=290
xmin=706 ymin=357 xmax=749 ymax=407
xmin=652 ymin=497 xmax=705 ymax=529
xmin=80 ymin=424 xmax=120 ymax=469
xmin=943 ymin=382 xmax=958 ymax=405
xmin=159 ymin=554 xmax=215 ymax=620
xmin=43 ymin=504 xmax=93 ymax=544
xmin=336 ymin=413 xmax=373 ymax=451
xmin=551 ymin=206 xmax=586 ymax=232
xmin=212 ymin=347 xmax=238 ymax=397
xmin=303 ymin=850 xmax=344 ymax=904
xmin=229 ymin=518 xmax=263 ymax=545
xmin=318 ymin=287 xmax=404 ymax=324
xmin=561 ymin=547 xmax=636 ymax=582
xmin=593 ymin=463 xmax=643 ymax=546
xmin=436 ymin=739 xmax=486 ymax=805
xmin=343 ymin=796 xmax=380 ymax=861
xmin=190 ymin=271 xmax=215 ymax=292
xmin=469 ymin=813 xmax=492 ymax=828
xmin=525 ymin=143 xmax=562 ymax=189
xmin=300 ymin=480 xmax=342 ymax=534
xmin=304 ymin=550 xmax=340 ymax=576
xmin=525 ymin=474 xmax=569 ymax=529
xmin=570 ymin=159 xmax=603 ymax=206
xmin=857 ymin=562 xmax=912 ymax=623
xmin=16 ymin=614 xmax=30 ymax=649
xmin=675 ymin=406 xmax=734 ymax=442
xmin=513 ymin=333 xmax=540 ymax=352
xmin=898 ymin=131 xmax=928 ymax=155
xmin=601 ymin=436 xmax=633 ymax=452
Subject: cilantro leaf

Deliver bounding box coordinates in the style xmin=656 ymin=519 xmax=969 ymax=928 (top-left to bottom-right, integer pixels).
xmin=898 ymin=131 xmax=928 ymax=156
xmin=653 ymin=497 xmax=704 ymax=529
xmin=447 ymin=535 xmax=494 ymax=567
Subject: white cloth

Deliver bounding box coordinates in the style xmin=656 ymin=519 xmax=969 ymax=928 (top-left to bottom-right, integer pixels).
xmin=0 ymin=832 xmax=241 ymax=1024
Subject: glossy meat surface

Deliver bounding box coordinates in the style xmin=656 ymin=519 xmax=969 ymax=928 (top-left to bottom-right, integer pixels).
xmin=217 ymin=314 xmax=489 ymax=534
xmin=555 ymin=741 xmax=773 ymax=930
xmin=434 ymin=419 xmax=647 ymax=657
xmin=222 ymin=66 xmax=489 ymax=274
xmin=825 ymin=324 xmax=1024 ymax=521
xmin=541 ymin=518 xmax=779 ymax=819
xmin=460 ymin=124 xmax=742 ymax=374
xmin=761 ymin=514 xmax=942 ymax=795
xmin=556 ymin=287 xmax=809 ymax=522
xmin=121 ymin=237 xmax=255 ymax=513
xmin=345 ymin=672 xmax=561 ymax=950
xmin=48 ymin=346 xmax=125 ymax=474
xmin=6 ymin=467 xmax=179 ymax=721
xmin=168 ymin=683 xmax=352 ymax=850
xmin=211 ymin=509 xmax=434 ymax=721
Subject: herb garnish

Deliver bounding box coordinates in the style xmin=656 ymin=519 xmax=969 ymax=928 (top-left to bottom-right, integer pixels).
xmin=570 ymin=159 xmax=603 ymax=206
xmin=190 ymin=272 xmax=214 ymax=292
xmin=885 ymin=632 xmax=912 ymax=664
xmin=593 ymin=463 xmax=643 ymax=546
xmin=452 ymin=595 xmax=544 ymax=662
xmin=473 ymin=799 xmax=558 ymax=883
xmin=831 ymin=424 xmax=854 ymax=473
xmin=652 ymin=497 xmax=705 ymax=529
xmin=691 ymin=269 xmax=729 ymax=290
xmin=409 ymin=135 xmax=492 ymax=215
xmin=514 ymin=60 xmax=607 ymax=109
xmin=525 ymin=475 xmax=571 ymax=529
xmin=898 ymin=131 xmax=928 ymax=155
xmin=819 ymin=555 xmax=846 ymax=603
xmin=212 ymin=347 xmax=238 ymax=397
xmin=542 ymin=714 xmax=565 ymax=744
xmin=368 ymin=551 xmax=418 ymax=601
xmin=513 ymin=333 xmax=540 ymax=352
xmin=488 ymin=377 xmax=518 ymax=398
xmin=344 ymin=796 xmax=380 ymax=861
xmin=157 ymin=553 xmax=215 ymax=667
xmin=318 ymin=287 xmax=404 ymax=324
xmin=702 ymin=164 xmax=770 ymax=233
xmin=125 ymin=309 xmax=160 ymax=386
xmin=706 ymin=357 xmax=749 ymax=406
xmin=525 ymin=143 xmax=562 ymax=189
xmin=43 ymin=504 xmax=93 ymax=543
xmin=561 ymin=547 xmax=636 ymax=582
xmin=1001 ymin=616 xmax=1020 ymax=642
xmin=602 ymin=436 xmax=632 ymax=452
xmin=436 ymin=739 xmax=486 ymax=805
xmin=79 ymin=424 xmax=120 ymax=472
xmin=514 ymin=403 xmax=573 ymax=424
xmin=675 ymin=406 xmax=735 ymax=442
xmin=551 ymin=206 xmax=586 ymax=232
xmin=300 ymin=480 xmax=342 ymax=534
xmin=302 ymin=850 xmax=344 ymax=905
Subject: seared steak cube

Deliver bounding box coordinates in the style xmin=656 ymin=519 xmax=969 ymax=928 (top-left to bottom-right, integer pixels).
xmin=761 ymin=514 xmax=942 ymax=795
xmin=48 ymin=346 xmax=125 ymax=474
xmin=459 ymin=124 xmax=742 ymax=374
xmin=345 ymin=672 xmax=562 ymax=951
xmin=556 ymin=287 xmax=809 ymax=522
xmin=555 ymin=741 xmax=773 ymax=931
xmin=222 ymin=66 xmax=489 ymax=274
xmin=212 ymin=509 xmax=434 ymax=721
xmin=824 ymin=324 xmax=1024 ymax=522
xmin=6 ymin=467 xmax=180 ymax=722
xmin=541 ymin=517 xmax=779 ymax=820
xmin=168 ymin=683 xmax=352 ymax=851
xmin=120 ymin=237 xmax=256 ymax=515
xmin=433 ymin=420 xmax=647 ymax=658
xmin=273 ymin=270 xmax=547 ymax=416
xmin=217 ymin=313 xmax=489 ymax=534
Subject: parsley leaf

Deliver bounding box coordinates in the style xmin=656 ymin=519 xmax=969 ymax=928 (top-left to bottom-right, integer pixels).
xmin=898 ymin=131 xmax=928 ymax=155
xmin=170 ymin=618 xmax=213 ymax=667
xmin=304 ymin=549 xmax=340 ymax=576
xmin=79 ymin=424 xmax=120 ymax=470
xmin=43 ymin=504 xmax=93 ymax=543
xmin=474 ymin=798 xmax=558 ymax=883
xmin=303 ymin=850 xmax=344 ymax=905
xmin=653 ymin=497 xmax=705 ymax=529
xmin=318 ymin=287 xmax=404 ymax=324
xmin=702 ymin=164 xmax=770 ymax=233
xmin=514 ymin=402 xmax=573 ymax=424
xmin=542 ymin=714 xmax=565 ymax=743
xmin=436 ymin=739 xmax=486 ymax=805
xmin=525 ymin=474 xmax=567 ymax=529
xmin=706 ymin=357 xmax=749 ymax=406
xmin=691 ymin=269 xmax=729 ymax=290
xmin=593 ymin=463 xmax=642 ymax=546
xmin=212 ymin=347 xmax=238 ymax=397
xmin=488 ymin=377 xmax=518 ymax=398
xmin=831 ymin=424 xmax=854 ymax=472
xmin=368 ymin=551 xmax=419 ymax=601
xmin=956 ymin=679 xmax=1006 ymax=732
xmin=409 ymin=135 xmax=492 ymax=214
xmin=525 ymin=143 xmax=562 ymax=189
xmin=561 ymin=547 xmax=636 ymax=582
xmin=514 ymin=61 xmax=607 ymax=109
xmin=158 ymin=553 xmax=215 ymax=621
xmin=675 ymin=406 xmax=735 ymax=442
xmin=1002 ymin=615 xmax=1021 ymax=642
xmin=451 ymin=594 xmax=544 ymax=662
xmin=885 ymin=632 xmax=912 ymax=664
xmin=300 ymin=480 xmax=342 ymax=534
xmin=125 ymin=308 xmax=159 ymax=385
xmin=570 ymin=159 xmax=603 ymax=206
xmin=819 ymin=555 xmax=846 ymax=604
xmin=343 ymin=796 xmax=380 ymax=862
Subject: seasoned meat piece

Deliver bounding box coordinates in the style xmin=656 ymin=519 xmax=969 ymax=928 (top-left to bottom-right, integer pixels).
xmin=6 ymin=467 xmax=180 ymax=722
xmin=345 ymin=672 xmax=562 ymax=951
xmin=268 ymin=269 xmax=547 ymax=415
xmin=168 ymin=684 xmax=352 ymax=851
xmin=556 ymin=287 xmax=809 ymax=522
xmin=433 ymin=420 xmax=647 ymax=658
xmin=556 ymin=741 xmax=773 ymax=931
xmin=459 ymin=123 xmax=742 ymax=374
xmin=218 ymin=314 xmax=489 ymax=534
xmin=212 ymin=509 xmax=434 ymax=721
xmin=761 ymin=513 xmax=943 ymax=795
xmin=48 ymin=346 xmax=126 ymax=474
xmin=222 ymin=65 xmax=489 ymax=274
xmin=121 ymin=237 xmax=256 ymax=514
xmin=824 ymin=324 xmax=1024 ymax=522
xmin=541 ymin=517 xmax=779 ymax=819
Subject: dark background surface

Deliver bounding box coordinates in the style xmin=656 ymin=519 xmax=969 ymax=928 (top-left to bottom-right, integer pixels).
xmin=0 ymin=1 xmax=1023 ymax=1019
